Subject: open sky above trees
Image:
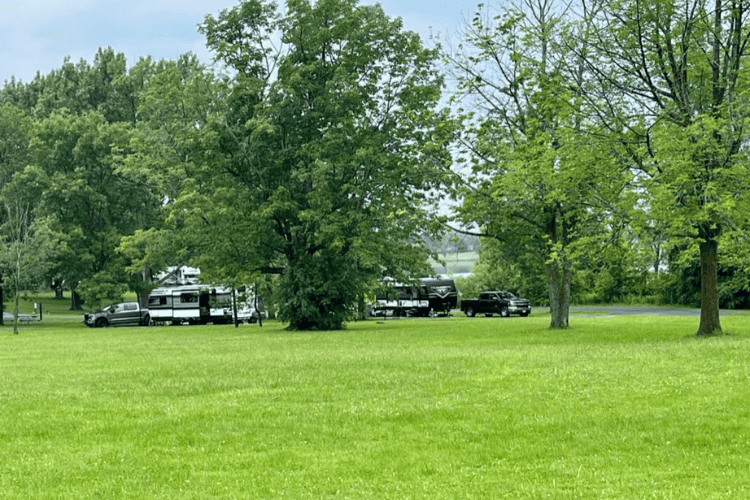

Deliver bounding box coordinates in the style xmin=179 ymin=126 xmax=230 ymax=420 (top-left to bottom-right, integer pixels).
xmin=1 ymin=0 xmax=481 ymax=85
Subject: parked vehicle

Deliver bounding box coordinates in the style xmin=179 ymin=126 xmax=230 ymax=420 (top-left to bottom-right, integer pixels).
xmin=147 ymin=285 xmax=262 ymax=325
xmin=148 ymin=285 xmax=202 ymax=325
xmin=84 ymin=302 xmax=150 ymax=328
xmin=460 ymin=291 xmax=531 ymax=318
xmin=373 ymin=278 xmax=457 ymax=317
xmin=237 ymin=304 xmax=264 ymax=323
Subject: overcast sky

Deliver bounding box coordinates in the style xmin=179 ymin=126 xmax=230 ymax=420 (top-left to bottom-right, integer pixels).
xmin=1 ymin=0 xmax=483 ymax=85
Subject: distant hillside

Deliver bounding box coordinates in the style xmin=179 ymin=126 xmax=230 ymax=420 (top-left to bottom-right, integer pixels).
xmin=423 ymin=232 xmax=480 ymax=254
xmin=429 ymin=251 xmax=478 ymax=277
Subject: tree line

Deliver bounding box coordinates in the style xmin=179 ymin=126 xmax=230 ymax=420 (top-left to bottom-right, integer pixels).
xmin=1 ymin=0 xmax=748 ymax=334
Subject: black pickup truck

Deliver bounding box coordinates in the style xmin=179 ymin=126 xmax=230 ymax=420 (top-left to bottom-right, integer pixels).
xmin=461 ymin=291 xmax=531 ymax=318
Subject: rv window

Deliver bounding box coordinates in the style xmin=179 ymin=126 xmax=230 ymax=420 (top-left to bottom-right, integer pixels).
xmin=180 ymin=293 xmax=198 ymax=303
xmin=149 ymin=296 xmax=169 ymax=306
xmin=210 ymin=294 xmax=232 ymax=308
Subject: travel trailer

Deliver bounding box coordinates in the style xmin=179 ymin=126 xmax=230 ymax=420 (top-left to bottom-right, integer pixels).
xmin=373 ymin=278 xmax=457 ymax=317
xmin=148 ymin=285 xmax=259 ymax=325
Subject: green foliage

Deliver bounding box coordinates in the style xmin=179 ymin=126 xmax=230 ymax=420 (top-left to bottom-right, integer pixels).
xmin=196 ymin=0 xmax=449 ymax=330
xmin=28 ymin=110 xmax=160 ymax=304
xmin=580 ymin=0 xmax=750 ymax=334
xmin=455 ymin=237 xmax=547 ymax=305
xmin=574 ymin=235 xmax=654 ymax=304
xmin=445 ymin=1 xmax=631 ymax=327
xmin=658 ymin=235 xmax=750 ymax=310
xmin=276 ymin=249 xmax=361 ymax=330
xmin=0 ymin=50 xmax=163 ymax=307
xmin=0 ymin=105 xmax=32 ymax=185
xmin=76 ymin=270 xmax=129 ymax=309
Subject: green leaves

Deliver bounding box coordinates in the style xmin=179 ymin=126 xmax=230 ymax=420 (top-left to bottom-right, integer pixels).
xmin=196 ymin=0 xmax=448 ymax=329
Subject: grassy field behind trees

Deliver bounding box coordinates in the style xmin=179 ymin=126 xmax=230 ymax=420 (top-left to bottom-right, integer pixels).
xmin=2 ymin=301 xmax=749 ymax=499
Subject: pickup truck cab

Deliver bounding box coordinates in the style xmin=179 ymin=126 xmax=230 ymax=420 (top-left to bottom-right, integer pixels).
xmin=461 ymin=291 xmax=531 ymax=318
xmin=84 ymin=302 xmax=150 ymax=328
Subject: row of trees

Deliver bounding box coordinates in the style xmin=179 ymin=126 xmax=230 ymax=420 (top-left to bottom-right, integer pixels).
xmin=0 ymin=0 xmax=449 ymax=331
xmin=457 ymin=233 xmax=750 ymax=311
xmin=443 ymin=0 xmax=750 ymax=334
xmin=1 ymin=0 xmax=748 ymax=334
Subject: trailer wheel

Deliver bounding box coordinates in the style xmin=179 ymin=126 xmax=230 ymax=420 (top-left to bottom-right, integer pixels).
xmin=465 ymin=308 xmax=475 ymax=318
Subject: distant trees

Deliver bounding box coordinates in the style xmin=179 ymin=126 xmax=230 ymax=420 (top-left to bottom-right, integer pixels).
xmin=0 ymin=48 xmax=163 ymax=310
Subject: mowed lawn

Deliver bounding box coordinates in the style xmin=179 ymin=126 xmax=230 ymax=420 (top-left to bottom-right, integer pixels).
xmin=1 ymin=311 xmax=749 ymax=499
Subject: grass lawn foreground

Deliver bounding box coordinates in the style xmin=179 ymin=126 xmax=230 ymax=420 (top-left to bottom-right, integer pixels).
xmin=1 ymin=300 xmax=749 ymax=499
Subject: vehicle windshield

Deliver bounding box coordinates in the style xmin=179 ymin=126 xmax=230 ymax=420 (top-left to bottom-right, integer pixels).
xmin=506 ymin=292 xmax=517 ymax=299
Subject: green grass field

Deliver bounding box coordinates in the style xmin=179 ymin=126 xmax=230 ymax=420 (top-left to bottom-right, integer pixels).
xmin=1 ymin=298 xmax=749 ymax=499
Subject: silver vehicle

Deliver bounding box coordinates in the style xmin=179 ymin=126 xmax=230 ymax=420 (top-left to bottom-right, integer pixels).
xmin=83 ymin=302 xmax=150 ymax=328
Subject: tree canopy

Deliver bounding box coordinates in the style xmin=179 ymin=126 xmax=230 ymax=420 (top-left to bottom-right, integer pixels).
xmin=576 ymin=0 xmax=750 ymax=334
xmin=191 ymin=0 xmax=450 ymax=329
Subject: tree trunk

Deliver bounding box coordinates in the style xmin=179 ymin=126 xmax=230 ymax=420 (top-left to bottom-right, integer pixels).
xmin=137 ymin=262 xmax=152 ymax=308
xmin=547 ymin=257 xmax=571 ymax=329
xmin=69 ymin=289 xmax=83 ymax=311
xmin=13 ymin=289 xmax=19 ymax=335
xmin=697 ymin=239 xmax=722 ymax=336
xmin=0 ymin=274 xmax=4 ymax=326
xmin=52 ymin=279 xmax=64 ymax=299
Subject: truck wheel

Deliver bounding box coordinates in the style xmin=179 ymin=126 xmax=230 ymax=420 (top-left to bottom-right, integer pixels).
xmin=140 ymin=314 xmax=151 ymax=326
xmin=95 ymin=317 xmax=109 ymax=328
xmin=520 ymin=312 xmax=529 ymax=317
xmin=500 ymin=307 xmax=510 ymax=318
xmin=465 ymin=308 xmax=475 ymax=318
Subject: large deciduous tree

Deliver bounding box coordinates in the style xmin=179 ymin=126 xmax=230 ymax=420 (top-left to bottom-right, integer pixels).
xmin=199 ymin=0 xmax=450 ymax=330
xmin=444 ymin=0 xmax=629 ymax=328
xmin=579 ymin=0 xmax=750 ymax=335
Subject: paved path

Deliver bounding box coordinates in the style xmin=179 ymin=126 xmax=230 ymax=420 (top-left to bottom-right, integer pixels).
xmin=564 ymin=306 xmax=742 ymax=316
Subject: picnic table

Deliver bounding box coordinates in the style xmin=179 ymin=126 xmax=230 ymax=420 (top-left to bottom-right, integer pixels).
xmin=3 ymin=312 xmax=41 ymax=323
